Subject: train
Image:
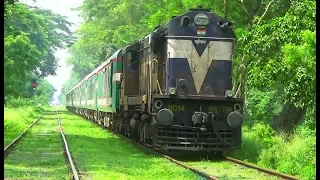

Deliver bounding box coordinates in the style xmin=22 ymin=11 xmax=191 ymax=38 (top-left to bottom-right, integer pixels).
xmin=65 ymin=7 xmax=244 ymax=153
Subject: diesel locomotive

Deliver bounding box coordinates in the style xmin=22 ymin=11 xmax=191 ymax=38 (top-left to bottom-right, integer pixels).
xmin=66 ymin=7 xmax=244 ymax=153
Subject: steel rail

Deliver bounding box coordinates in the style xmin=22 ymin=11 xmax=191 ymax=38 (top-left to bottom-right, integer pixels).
xmin=104 ymin=128 xmax=218 ymax=180
xmin=70 ymin=110 xmax=302 ymax=180
xmin=110 ymin=127 xmax=300 ymax=180
xmin=4 ymin=115 xmax=43 ymax=158
xmin=225 ymin=156 xmax=301 ymax=180
xmin=162 ymin=154 xmax=218 ymax=180
xmin=56 ymin=111 xmax=80 ymax=180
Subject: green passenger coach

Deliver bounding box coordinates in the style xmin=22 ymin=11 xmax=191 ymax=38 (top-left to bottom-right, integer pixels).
xmin=65 ymin=49 xmax=123 ymax=121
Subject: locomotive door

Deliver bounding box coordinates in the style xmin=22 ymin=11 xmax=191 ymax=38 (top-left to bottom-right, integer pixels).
xmin=145 ymin=46 xmax=158 ymax=96
xmin=152 ymin=35 xmax=166 ymax=94
xmin=150 ymin=58 xmax=158 ymax=94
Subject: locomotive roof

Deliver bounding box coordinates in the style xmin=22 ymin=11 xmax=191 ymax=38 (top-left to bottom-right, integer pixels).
xmin=65 ymin=49 xmax=122 ymax=95
xmin=65 ymin=8 xmax=235 ymax=96
xmin=156 ymin=8 xmax=236 ymax=39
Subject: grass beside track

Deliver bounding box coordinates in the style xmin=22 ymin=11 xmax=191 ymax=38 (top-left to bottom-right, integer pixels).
xmin=4 ymin=107 xmax=42 ymax=147
xmin=4 ymin=111 xmax=70 ymax=179
xmin=59 ymin=109 xmax=201 ymax=180
xmin=183 ymin=158 xmax=281 ymax=180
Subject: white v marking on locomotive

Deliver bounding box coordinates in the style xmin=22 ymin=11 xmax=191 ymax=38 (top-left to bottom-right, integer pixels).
xmin=167 ymin=39 xmax=233 ymax=94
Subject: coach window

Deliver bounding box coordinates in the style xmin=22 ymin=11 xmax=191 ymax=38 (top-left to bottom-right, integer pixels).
xmin=90 ymin=81 xmax=93 ymax=99
xmin=89 ymin=81 xmax=91 ymax=100
xmin=105 ymin=68 xmax=108 ymax=94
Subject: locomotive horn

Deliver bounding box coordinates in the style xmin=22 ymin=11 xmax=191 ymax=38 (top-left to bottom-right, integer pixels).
xmin=218 ymin=21 xmax=232 ymax=29
xmin=227 ymin=21 xmax=233 ymax=27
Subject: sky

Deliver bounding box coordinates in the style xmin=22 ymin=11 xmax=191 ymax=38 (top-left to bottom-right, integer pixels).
xmin=21 ymin=0 xmax=84 ymax=104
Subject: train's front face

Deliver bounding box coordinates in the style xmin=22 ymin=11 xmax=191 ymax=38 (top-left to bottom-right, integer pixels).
xmin=152 ymin=8 xmax=243 ymax=152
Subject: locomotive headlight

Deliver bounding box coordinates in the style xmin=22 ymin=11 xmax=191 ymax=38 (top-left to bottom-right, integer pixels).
xmin=194 ymin=14 xmax=209 ymax=26
xmin=227 ymin=111 xmax=243 ymax=128
xmin=157 ymin=108 xmax=174 ymax=126
xmin=226 ymin=90 xmax=233 ymax=97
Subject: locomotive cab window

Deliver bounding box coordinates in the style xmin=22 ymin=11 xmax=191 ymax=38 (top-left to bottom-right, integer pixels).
xmin=127 ymin=51 xmax=138 ymax=72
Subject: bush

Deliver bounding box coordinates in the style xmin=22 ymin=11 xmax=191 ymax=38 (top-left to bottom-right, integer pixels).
xmin=258 ymin=132 xmax=315 ymax=180
xmin=256 ymin=135 xmax=285 ymax=169
xmin=5 ymin=97 xmax=47 ymax=114
xmin=33 ymin=106 xmax=44 ymax=114
xmin=227 ymin=128 xmax=265 ymax=163
xmin=5 ymin=97 xmax=35 ymax=108
xmin=227 ymin=123 xmax=274 ymax=162
xmin=229 ymin=122 xmax=315 ymax=180
xmin=4 ymin=118 xmax=25 ymax=132
xmin=4 ymin=107 xmax=36 ymax=132
xmin=229 ymin=86 xmax=316 ymax=179
xmin=245 ymin=89 xmax=283 ymax=126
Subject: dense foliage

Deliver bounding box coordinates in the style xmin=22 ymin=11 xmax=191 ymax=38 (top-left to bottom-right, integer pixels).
xmin=4 ymin=3 xmax=74 ymax=106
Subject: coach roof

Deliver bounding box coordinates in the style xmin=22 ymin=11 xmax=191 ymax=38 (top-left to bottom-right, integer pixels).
xmin=65 ymin=49 xmax=123 ymax=95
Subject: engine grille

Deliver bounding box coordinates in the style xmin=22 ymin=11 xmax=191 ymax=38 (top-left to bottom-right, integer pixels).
xmin=153 ymin=126 xmax=240 ymax=151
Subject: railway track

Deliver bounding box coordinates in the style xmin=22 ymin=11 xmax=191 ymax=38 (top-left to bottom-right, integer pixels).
xmin=224 ymin=156 xmax=300 ymax=180
xmin=103 ymin=128 xmax=217 ymax=179
xmin=94 ymin=123 xmax=301 ymax=180
xmin=4 ymin=114 xmax=43 ymax=158
xmin=4 ymin=110 xmax=80 ymax=180
xmin=128 ymin=137 xmax=301 ymax=179
xmin=94 ymin=123 xmax=216 ymax=180
xmin=56 ymin=110 xmax=80 ymax=180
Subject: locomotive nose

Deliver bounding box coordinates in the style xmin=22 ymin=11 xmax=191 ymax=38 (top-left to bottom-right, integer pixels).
xmin=227 ymin=111 xmax=243 ymax=128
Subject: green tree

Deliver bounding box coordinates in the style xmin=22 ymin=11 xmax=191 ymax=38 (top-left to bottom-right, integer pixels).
xmin=58 ymin=75 xmax=80 ymax=104
xmin=34 ymin=79 xmax=57 ymax=106
xmin=4 ymin=3 xmax=74 ymax=102
xmin=238 ymin=0 xmax=315 ymax=132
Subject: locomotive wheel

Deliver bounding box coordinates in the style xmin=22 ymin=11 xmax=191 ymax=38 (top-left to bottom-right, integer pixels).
xmin=98 ymin=112 xmax=102 ymax=125
xmin=95 ymin=112 xmax=100 ymax=124
xmin=95 ymin=112 xmax=99 ymax=123
xmin=103 ymin=116 xmax=107 ymax=127
xmin=139 ymin=125 xmax=144 ymax=143
xmin=120 ymin=119 xmax=125 ymax=135
xmin=213 ymin=152 xmax=223 ymax=157
xmin=109 ymin=120 xmax=114 ymax=131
